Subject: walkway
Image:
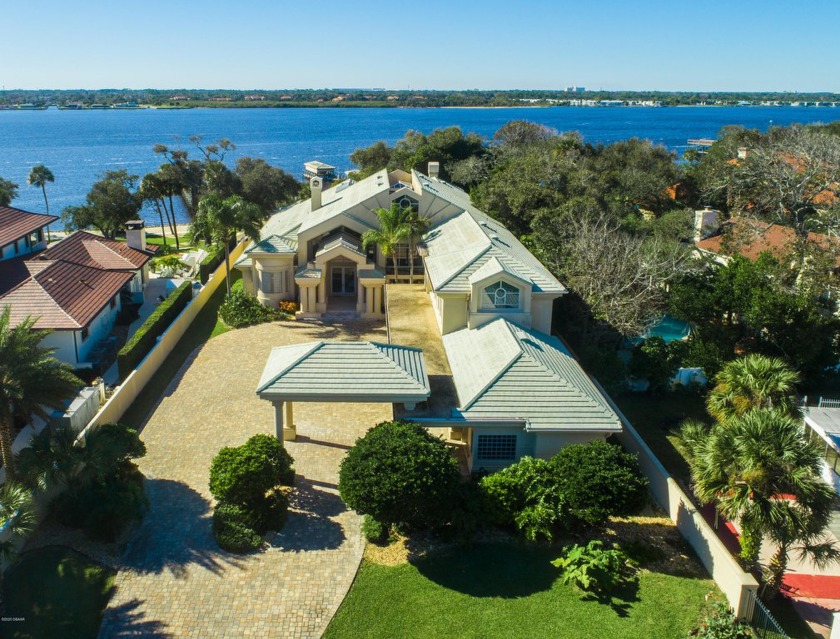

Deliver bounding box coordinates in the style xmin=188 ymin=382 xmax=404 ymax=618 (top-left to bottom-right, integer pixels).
xmin=98 ymin=319 xmax=391 ymax=639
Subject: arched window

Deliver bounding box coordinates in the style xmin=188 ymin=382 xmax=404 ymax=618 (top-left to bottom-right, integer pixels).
xmin=482 ymin=281 xmax=520 ymax=310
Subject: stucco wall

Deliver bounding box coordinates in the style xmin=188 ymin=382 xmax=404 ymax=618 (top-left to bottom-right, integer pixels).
xmin=532 ymin=431 xmax=606 ymax=459
xmin=437 ymin=294 xmax=469 ymax=335
xmin=530 ymin=296 xmax=555 ymax=334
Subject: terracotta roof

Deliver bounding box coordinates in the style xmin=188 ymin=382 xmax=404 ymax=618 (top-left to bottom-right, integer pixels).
xmin=36 ymin=231 xmax=153 ymax=270
xmin=0 ymin=259 xmax=131 ymax=330
xmin=0 ymin=230 xmax=150 ymax=331
xmin=0 ymin=206 xmax=58 ymax=248
xmin=696 ymin=216 xmax=840 ymax=265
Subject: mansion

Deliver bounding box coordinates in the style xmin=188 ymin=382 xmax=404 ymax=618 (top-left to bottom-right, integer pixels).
xmin=247 ymin=165 xmax=622 ymax=471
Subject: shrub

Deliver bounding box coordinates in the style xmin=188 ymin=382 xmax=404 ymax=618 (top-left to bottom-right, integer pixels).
xmin=213 ymin=503 xmax=263 ymax=553
xmin=242 ymin=434 xmax=295 ymax=486
xmin=209 ymin=436 xmax=294 ymax=550
xmin=219 ymin=290 xmax=284 ymax=328
xmin=199 ymin=245 xmax=223 ymax=284
xmin=552 ymin=540 xmax=634 ymax=593
xmin=629 ymin=336 xmax=682 ymax=393
xmin=54 ymin=465 xmax=148 ymax=541
xmin=479 ymin=456 xmax=567 ymax=542
xmin=338 ymin=421 xmax=461 ymax=529
xmin=362 ymin=515 xmax=388 ymax=544
xmin=688 ymin=601 xmax=753 ymax=639
xmin=117 ymin=281 xmax=192 ymax=378
xmin=209 ymin=446 xmax=277 ymax=509
xmin=550 ymin=440 xmax=649 ymax=526
xmin=278 ymin=300 xmax=299 ymax=315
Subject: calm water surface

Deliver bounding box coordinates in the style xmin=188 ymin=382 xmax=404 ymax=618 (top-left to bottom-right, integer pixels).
xmin=1 ymin=106 xmax=838 ymax=225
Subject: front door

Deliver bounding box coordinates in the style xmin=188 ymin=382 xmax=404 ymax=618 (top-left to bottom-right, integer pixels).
xmin=331 ymin=266 xmax=356 ymax=296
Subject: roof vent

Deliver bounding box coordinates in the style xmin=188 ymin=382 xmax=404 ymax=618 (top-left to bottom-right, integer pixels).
xmin=489 ymin=234 xmax=500 ymax=242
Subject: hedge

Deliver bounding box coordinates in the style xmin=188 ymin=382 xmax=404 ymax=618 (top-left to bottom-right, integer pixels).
xmin=198 ymin=246 xmax=223 ymax=284
xmin=117 ymin=281 xmax=193 ymax=379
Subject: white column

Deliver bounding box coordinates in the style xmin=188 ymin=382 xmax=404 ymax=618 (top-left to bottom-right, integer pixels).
xmin=274 ymin=403 xmax=284 ymax=440
xmin=308 ymin=286 xmax=316 ymax=312
xmin=283 ymin=401 xmax=296 ymax=441
xmin=299 ymin=285 xmax=308 ymax=313
xmin=366 ymin=285 xmax=374 ymax=314
xmin=317 ymin=280 xmax=325 ymax=304
xmin=373 ymin=286 xmax=382 ymax=315
xmin=357 ymin=274 xmax=364 ymax=311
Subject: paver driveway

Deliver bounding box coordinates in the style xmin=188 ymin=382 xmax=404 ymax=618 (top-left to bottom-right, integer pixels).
xmin=99 ymin=319 xmax=392 ymax=639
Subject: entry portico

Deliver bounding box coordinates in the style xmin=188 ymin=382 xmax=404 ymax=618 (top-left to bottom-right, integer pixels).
xmin=256 ymin=341 xmax=430 ymax=440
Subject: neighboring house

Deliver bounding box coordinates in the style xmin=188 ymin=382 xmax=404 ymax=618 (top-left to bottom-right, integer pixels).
xmin=0 ymin=205 xmax=56 ymax=261
xmin=252 ymin=167 xmax=622 ymax=471
xmin=695 ymin=214 xmax=840 ymax=266
xmin=802 ymin=405 xmax=840 ymax=496
xmin=0 ymin=213 xmax=154 ymax=368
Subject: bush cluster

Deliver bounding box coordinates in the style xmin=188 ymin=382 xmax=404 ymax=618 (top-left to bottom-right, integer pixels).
xmin=479 ymin=441 xmax=648 ymax=541
xmin=209 ymin=434 xmax=295 ymax=553
xmin=337 ymin=426 xmax=648 ymax=545
xmin=46 ymin=423 xmax=149 ymax=541
xmin=338 ymin=421 xmax=461 ymax=531
xmin=278 ymin=300 xmax=299 ymax=315
xmin=219 ymin=290 xmax=286 ymax=328
xmin=117 ymin=281 xmax=192 ymax=378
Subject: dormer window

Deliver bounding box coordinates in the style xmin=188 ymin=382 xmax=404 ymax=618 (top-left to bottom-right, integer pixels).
xmin=482 ymin=281 xmax=520 ymax=310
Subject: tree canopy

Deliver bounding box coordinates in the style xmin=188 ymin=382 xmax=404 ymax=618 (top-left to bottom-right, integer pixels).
xmin=61 ymin=169 xmax=143 ymax=239
xmin=0 ymin=176 xmax=19 ymax=207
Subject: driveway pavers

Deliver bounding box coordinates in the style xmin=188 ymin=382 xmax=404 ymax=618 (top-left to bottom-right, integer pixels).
xmin=98 ymin=319 xmax=391 ymax=639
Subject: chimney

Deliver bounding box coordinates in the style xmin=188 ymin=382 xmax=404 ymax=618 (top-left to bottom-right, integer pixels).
xmin=694 ymin=207 xmax=719 ymax=241
xmin=737 ymin=147 xmax=749 ymax=160
xmin=125 ymin=220 xmax=146 ymax=251
xmin=427 ymin=161 xmax=440 ymax=179
xmin=310 ymin=177 xmax=322 ymax=211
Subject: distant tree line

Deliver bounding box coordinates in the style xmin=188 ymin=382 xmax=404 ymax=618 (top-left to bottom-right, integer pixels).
xmin=2 ymin=88 xmax=840 ymax=109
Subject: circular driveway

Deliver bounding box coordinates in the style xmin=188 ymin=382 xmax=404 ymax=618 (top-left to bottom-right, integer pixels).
xmin=99 ymin=319 xmax=392 ymax=639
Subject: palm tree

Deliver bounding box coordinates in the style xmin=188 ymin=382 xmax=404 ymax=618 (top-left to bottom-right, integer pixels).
xmin=139 ymin=173 xmax=168 ymax=250
xmin=706 ymin=354 xmax=800 ymax=425
xmin=27 ymin=164 xmax=55 ymax=241
xmin=679 ymin=409 xmax=839 ymax=586
xmin=0 ymin=307 xmax=82 ymax=481
xmin=192 ymin=194 xmax=263 ymax=296
xmin=0 ymin=482 xmax=35 ymax=593
xmin=362 ymin=204 xmax=410 ymax=283
xmin=404 ymin=209 xmax=430 ymax=283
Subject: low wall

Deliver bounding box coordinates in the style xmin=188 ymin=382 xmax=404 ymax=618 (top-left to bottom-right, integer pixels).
xmin=80 ymin=240 xmax=246 ymax=437
xmin=608 ymin=399 xmax=759 ymax=619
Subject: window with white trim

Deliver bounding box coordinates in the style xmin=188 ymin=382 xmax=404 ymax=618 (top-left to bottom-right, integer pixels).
xmin=481 ymin=281 xmax=520 ymax=310
xmin=476 ymin=434 xmax=517 ymax=461
xmin=261 ymin=271 xmax=285 ymax=294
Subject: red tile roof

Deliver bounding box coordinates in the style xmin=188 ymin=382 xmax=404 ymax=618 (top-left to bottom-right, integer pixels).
xmin=0 ymin=206 xmax=58 ymax=248
xmin=0 ymin=260 xmax=131 ymax=330
xmin=0 ymin=230 xmax=149 ymax=331
xmin=696 ymin=216 xmax=840 ymax=265
xmin=36 ymin=231 xmax=153 ymax=270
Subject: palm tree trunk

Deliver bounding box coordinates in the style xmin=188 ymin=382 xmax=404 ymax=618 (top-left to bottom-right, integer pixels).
xmin=409 ymin=236 xmax=415 ymax=283
xmin=0 ymin=415 xmax=17 ymax=482
xmin=153 ymin=200 xmax=167 ymax=249
xmin=167 ymin=195 xmax=180 ymax=251
xmin=223 ymin=237 xmax=232 ymax=296
xmin=42 ymin=185 xmax=51 ymax=242
xmin=767 ymin=545 xmax=789 ymax=595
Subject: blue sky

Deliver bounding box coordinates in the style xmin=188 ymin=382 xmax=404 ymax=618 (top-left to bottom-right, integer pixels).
xmin=3 ymin=0 xmax=838 ymax=92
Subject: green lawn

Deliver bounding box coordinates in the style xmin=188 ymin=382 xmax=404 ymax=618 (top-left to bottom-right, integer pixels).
xmin=119 ymin=269 xmax=236 ymax=429
xmin=2 ymin=546 xmax=114 ymax=639
xmin=614 ymin=392 xmax=709 ymax=485
xmin=144 ymin=232 xmax=192 ymax=249
xmin=324 ymin=543 xmax=717 ymax=639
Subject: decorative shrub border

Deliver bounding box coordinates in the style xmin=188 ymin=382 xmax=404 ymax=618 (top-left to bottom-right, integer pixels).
xmin=198 ymin=246 xmax=223 ymax=284
xmin=117 ymin=282 xmax=193 ymax=379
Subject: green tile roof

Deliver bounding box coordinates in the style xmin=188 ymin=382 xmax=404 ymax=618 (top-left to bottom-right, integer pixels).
xmin=443 ymin=319 xmax=621 ymax=432
xmin=257 ymin=341 xmax=430 ymax=404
